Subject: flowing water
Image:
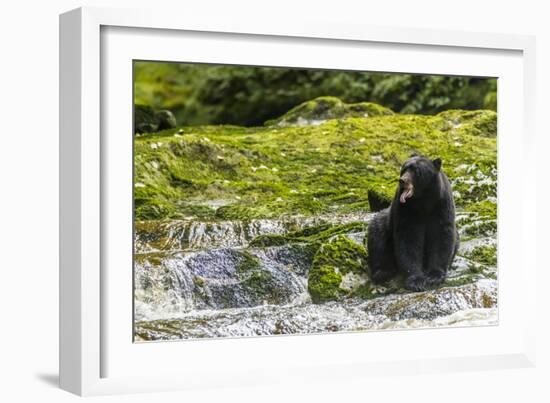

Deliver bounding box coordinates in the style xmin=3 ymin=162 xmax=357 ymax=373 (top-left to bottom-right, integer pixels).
xmin=134 ymin=213 xmax=497 ymax=341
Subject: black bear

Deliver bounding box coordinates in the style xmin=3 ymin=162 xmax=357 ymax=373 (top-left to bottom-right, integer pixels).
xmin=367 ymin=155 xmax=459 ymax=291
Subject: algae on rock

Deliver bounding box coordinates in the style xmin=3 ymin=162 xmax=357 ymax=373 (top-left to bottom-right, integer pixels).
xmin=308 ymin=235 xmax=370 ymax=303
xmin=133 ymin=99 xmax=496 ymax=222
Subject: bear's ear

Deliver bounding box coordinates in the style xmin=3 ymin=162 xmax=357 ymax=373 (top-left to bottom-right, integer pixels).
xmin=432 ymin=158 xmax=442 ymax=171
xmin=410 ymin=152 xmax=418 ymax=158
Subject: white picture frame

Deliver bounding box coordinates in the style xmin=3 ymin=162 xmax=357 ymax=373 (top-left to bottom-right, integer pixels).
xmin=59 ymin=6 xmax=538 ymax=396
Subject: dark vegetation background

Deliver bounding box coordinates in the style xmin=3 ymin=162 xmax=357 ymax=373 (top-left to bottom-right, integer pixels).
xmin=134 ymin=62 xmax=497 ymax=127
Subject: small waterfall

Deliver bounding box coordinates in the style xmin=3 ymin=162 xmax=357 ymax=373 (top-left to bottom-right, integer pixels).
xmin=134 ymin=243 xmax=314 ymax=321
xmin=135 ymin=213 xmax=374 ymax=253
xmin=134 ymin=209 xmax=498 ymax=341
xmin=135 ymin=280 xmax=498 ymax=340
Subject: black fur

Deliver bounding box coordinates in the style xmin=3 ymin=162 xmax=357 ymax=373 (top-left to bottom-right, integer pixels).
xmin=367 ymin=156 xmax=459 ymax=291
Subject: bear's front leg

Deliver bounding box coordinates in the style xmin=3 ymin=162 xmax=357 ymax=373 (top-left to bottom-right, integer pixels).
xmin=425 ymin=217 xmax=457 ymax=287
xmin=393 ymin=219 xmax=428 ymax=291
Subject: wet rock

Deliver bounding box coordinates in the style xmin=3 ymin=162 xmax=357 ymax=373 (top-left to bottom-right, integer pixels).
xmin=134 ymin=214 xmax=372 ymax=253
xmin=134 ymin=246 xmax=308 ymax=317
xmin=367 ymin=279 xmax=497 ymax=321
xmin=134 ymin=279 xmax=497 ymax=340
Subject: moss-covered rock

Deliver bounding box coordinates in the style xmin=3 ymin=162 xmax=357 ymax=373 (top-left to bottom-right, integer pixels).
xmin=155 ymin=110 xmax=177 ymax=131
xmin=135 ymin=247 xmax=308 ymax=312
xmin=232 ymin=252 xmax=299 ymax=305
xmin=307 ymin=235 xmax=369 ymax=303
xmin=135 ymin=104 xmax=177 ymax=134
xmin=265 ymin=96 xmax=394 ymax=126
xmin=467 ymin=245 xmax=497 ymax=267
xmin=249 ymin=222 xmax=368 ymax=248
xmin=437 ymin=109 xmax=497 ymax=138
xmin=133 ymin=103 xmax=496 ymax=223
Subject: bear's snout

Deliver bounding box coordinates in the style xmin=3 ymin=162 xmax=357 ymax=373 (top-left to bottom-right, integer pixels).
xmin=399 ymin=171 xmax=414 ymax=203
xmin=399 ymin=171 xmax=413 ymax=187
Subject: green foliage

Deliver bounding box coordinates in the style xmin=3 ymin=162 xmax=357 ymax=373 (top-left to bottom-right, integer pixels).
xmin=134 ymin=61 xmax=497 ymax=126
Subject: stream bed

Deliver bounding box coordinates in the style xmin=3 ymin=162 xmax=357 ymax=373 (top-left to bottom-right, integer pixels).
xmin=134 ymin=212 xmax=497 ymax=341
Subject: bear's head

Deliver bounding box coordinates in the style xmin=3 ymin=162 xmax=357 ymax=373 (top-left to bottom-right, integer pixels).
xmin=398 ymin=155 xmax=442 ymax=204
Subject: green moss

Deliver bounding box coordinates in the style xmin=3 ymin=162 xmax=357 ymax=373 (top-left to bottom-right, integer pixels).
xmin=456 ymin=199 xmax=497 ymax=239
xmin=467 ymin=245 xmax=497 ymax=267
xmin=241 ymin=270 xmax=275 ymax=296
xmin=135 ymin=198 xmax=178 ymax=220
xmin=193 ymin=276 xmax=205 ymax=287
xmin=311 ymin=235 xmax=368 ymax=273
xmin=467 ymin=200 xmax=497 ymax=220
xmin=436 ymin=109 xmax=497 ymax=137
xmin=215 ymin=205 xmax=271 ymax=220
xmin=467 ymin=263 xmax=484 ymax=274
xmin=307 ymin=235 xmax=369 ymax=303
xmin=134 ymin=101 xmax=496 ymax=222
xmin=297 ymin=222 xmax=368 ymax=243
xmin=443 ymin=274 xmax=477 ymax=287
xmin=265 ymin=96 xmax=394 ymax=126
xmin=308 ymin=265 xmax=343 ymax=303
xmin=463 ymin=220 xmax=497 ymax=237
xmin=249 ymin=222 xmax=368 ymax=248
xmin=133 ymin=252 xmax=165 ymax=267
xmin=289 ymin=223 xmax=332 ymax=238
xmin=249 ymin=234 xmax=290 ymax=248
xmin=239 ymin=260 xmax=288 ymax=305
xmin=236 ymin=252 xmax=262 ymax=274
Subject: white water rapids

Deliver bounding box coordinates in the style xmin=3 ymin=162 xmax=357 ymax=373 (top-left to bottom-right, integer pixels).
xmin=134 ymin=213 xmax=497 ymax=341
